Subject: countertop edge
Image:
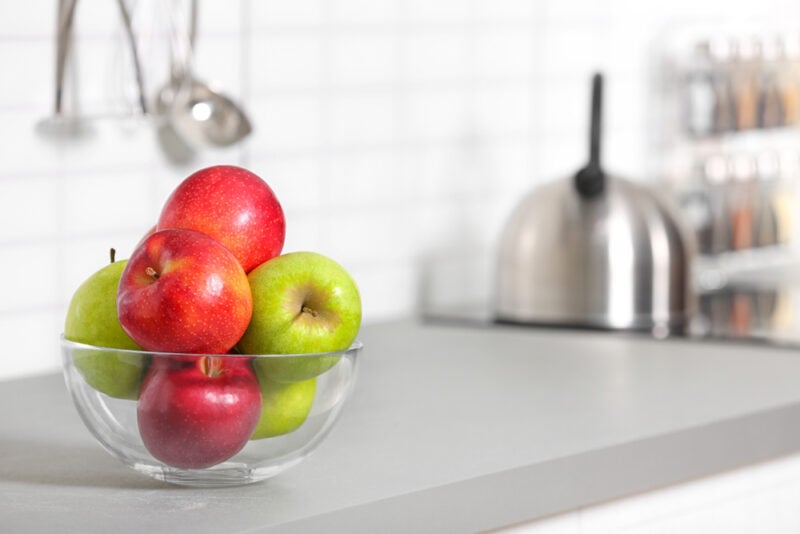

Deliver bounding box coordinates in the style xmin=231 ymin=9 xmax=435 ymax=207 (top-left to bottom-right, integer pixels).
xmin=261 ymin=401 xmax=800 ymax=533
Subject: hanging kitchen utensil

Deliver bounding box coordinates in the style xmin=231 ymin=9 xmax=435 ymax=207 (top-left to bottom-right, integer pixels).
xmin=153 ymin=0 xmax=196 ymax=163
xmin=37 ymin=0 xmax=148 ymax=138
xmin=35 ymin=0 xmax=90 ymax=138
xmin=159 ymin=0 xmax=252 ymax=151
xmin=116 ymin=0 xmax=148 ymax=116
xmin=494 ymin=73 xmax=696 ymax=334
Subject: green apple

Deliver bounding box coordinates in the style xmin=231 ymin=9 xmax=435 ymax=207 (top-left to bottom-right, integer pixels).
xmin=251 ymin=370 xmax=316 ymax=439
xmin=238 ymin=251 xmax=361 ymax=382
xmin=64 ymin=255 xmax=146 ymax=400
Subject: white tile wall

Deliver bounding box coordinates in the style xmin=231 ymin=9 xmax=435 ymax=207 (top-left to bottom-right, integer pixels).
xmin=1 ymin=0 xmax=800 ymax=381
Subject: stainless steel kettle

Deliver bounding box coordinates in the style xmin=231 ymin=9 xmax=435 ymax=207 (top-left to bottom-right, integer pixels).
xmin=494 ymin=74 xmax=696 ymax=334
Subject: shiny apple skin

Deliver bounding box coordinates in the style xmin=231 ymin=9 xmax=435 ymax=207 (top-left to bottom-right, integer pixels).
xmin=137 ymin=356 xmax=262 ymax=470
xmin=157 ymin=165 xmax=286 ymax=273
xmin=117 ymin=228 xmax=253 ymax=354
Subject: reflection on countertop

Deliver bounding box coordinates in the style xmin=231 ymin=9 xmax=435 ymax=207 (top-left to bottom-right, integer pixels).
xmin=696 ymin=281 xmax=800 ymax=346
xmin=423 ymin=276 xmax=800 ymax=350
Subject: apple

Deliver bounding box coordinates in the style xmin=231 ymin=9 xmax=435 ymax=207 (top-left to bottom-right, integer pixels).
xmin=251 ymin=370 xmax=316 ymax=439
xmin=117 ymin=228 xmax=253 ymax=354
xmin=237 ymin=251 xmax=361 ymax=382
xmin=64 ymin=251 xmax=145 ymax=400
xmin=133 ymin=224 xmax=156 ymax=250
xmin=157 ymin=165 xmax=285 ymax=273
xmin=137 ymin=355 xmax=262 ymax=469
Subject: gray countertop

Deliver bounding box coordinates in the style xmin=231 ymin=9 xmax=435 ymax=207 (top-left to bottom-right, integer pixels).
xmin=4 ymin=319 xmax=800 ymax=533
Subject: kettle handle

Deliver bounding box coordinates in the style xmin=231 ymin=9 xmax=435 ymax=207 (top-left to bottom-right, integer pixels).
xmin=574 ymin=73 xmax=605 ymax=198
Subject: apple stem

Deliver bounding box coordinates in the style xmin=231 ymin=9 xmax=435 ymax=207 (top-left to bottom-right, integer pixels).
xmin=145 ymin=266 xmax=160 ymax=280
xmin=200 ymin=356 xmax=223 ymax=378
xmin=109 ymin=248 xmax=116 ymax=264
xmin=302 ymin=305 xmax=319 ymax=318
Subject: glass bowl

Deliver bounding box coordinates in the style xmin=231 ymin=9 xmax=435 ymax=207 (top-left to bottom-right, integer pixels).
xmin=60 ymin=336 xmax=361 ymax=487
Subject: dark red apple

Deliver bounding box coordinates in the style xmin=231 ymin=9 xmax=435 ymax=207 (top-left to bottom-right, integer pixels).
xmin=117 ymin=228 xmax=253 ymax=354
xmin=157 ymin=165 xmax=286 ymax=273
xmin=137 ymin=355 xmax=262 ymax=470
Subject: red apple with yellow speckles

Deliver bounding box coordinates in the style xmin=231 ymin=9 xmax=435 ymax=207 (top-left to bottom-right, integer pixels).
xmin=117 ymin=228 xmax=253 ymax=354
xmin=157 ymin=165 xmax=285 ymax=273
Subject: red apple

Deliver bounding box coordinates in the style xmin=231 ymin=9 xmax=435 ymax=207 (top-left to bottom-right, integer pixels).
xmin=133 ymin=224 xmax=156 ymax=250
xmin=117 ymin=228 xmax=253 ymax=354
xmin=157 ymin=165 xmax=285 ymax=273
xmin=137 ymin=355 xmax=262 ymax=469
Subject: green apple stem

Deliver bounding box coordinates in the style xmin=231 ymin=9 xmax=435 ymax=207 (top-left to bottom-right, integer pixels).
xmin=109 ymin=248 xmax=116 ymax=264
xmin=301 ymin=305 xmax=318 ymax=318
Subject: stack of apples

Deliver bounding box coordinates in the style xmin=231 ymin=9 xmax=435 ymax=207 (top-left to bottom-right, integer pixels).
xmin=64 ymin=165 xmax=361 ymax=470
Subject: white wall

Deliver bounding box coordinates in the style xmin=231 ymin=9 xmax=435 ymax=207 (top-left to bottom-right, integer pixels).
xmin=1 ymin=0 xmax=799 ymax=380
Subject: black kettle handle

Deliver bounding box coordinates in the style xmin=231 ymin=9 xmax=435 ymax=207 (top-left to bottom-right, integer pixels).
xmin=574 ymin=73 xmax=605 ymax=198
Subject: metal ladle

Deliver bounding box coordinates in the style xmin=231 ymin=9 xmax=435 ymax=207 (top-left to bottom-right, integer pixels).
xmin=160 ymin=0 xmax=252 ymax=150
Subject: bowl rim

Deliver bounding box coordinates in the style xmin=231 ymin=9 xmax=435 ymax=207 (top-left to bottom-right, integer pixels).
xmin=60 ymin=334 xmax=363 ymax=359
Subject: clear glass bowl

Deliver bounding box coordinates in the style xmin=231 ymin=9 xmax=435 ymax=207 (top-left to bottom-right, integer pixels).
xmin=61 ymin=336 xmax=361 ymax=487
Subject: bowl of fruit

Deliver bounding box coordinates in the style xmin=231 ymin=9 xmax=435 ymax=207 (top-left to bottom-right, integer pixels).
xmin=61 ymin=165 xmax=363 ymax=487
